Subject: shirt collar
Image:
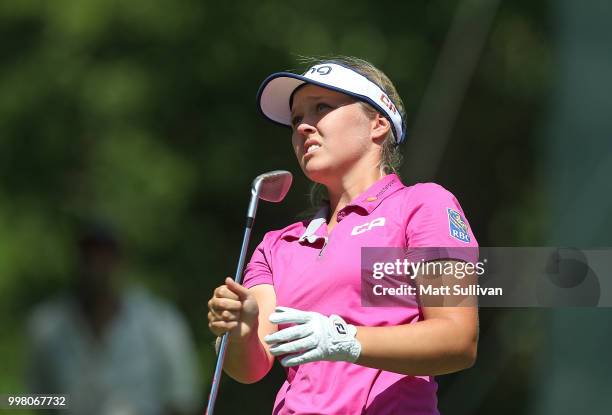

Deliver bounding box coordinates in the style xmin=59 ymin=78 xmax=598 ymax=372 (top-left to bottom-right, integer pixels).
xmin=287 ymin=174 xmax=405 ymax=242
xmin=335 ymin=173 xmax=404 ymax=221
xmin=298 ymin=206 xmax=328 ymax=244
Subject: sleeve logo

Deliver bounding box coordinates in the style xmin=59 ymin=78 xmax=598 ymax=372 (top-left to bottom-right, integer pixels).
xmin=447 ymin=208 xmax=471 ymax=243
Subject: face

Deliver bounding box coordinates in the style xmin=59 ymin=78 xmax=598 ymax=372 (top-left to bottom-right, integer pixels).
xmin=290 ymin=84 xmax=386 ymax=184
xmin=78 ymin=243 xmax=120 ymax=297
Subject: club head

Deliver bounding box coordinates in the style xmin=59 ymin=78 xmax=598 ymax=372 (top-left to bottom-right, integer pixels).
xmin=252 ymin=170 xmax=293 ymax=202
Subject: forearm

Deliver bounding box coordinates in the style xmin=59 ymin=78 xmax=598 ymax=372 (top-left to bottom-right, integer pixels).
xmin=221 ymin=330 xmax=273 ymax=384
xmin=355 ymin=317 xmax=477 ymax=376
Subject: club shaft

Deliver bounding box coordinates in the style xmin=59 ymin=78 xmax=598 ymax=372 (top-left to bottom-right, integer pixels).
xmin=206 ymin=196 xmax=259 ymax=414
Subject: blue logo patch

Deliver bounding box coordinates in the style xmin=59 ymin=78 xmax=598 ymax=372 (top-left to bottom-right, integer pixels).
xmin=447 ymin=208 xmax=471 ymax=243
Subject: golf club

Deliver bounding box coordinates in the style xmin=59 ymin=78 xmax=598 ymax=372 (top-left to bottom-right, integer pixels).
xmin=205 ymin=170 xmax=293 ymax=415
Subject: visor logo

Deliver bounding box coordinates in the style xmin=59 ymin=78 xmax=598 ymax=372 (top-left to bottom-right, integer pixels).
xmin=380 ymin=94 xmax=397 ymax=114
xmin=308 ymin=65 xmax=332 ymax=76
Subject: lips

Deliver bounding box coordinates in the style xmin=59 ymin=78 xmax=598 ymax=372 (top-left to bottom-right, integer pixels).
xmin=303 ymin=139 xmax=321 ymax=156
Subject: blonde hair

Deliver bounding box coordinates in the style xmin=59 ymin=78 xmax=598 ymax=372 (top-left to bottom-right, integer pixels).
xmin=296 ymin=56 xmax=405 ymax=209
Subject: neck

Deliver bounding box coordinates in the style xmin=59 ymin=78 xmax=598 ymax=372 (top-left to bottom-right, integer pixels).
xmin=324 ymin=164 xmax=386 ymax=227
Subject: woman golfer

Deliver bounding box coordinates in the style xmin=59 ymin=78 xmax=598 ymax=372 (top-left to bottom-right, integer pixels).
xmin=207 ymin=57 xmax=479 ymax=414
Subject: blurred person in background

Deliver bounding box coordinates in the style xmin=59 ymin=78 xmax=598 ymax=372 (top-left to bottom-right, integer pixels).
xmin=207 ymin=57 xmax=479 ymax=414
xmin=27 ymin=221 xmax=201 ymax=415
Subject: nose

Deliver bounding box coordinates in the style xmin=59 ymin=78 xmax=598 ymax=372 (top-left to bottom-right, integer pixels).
xmin=296 ymin=120 xmax=317 ymax=137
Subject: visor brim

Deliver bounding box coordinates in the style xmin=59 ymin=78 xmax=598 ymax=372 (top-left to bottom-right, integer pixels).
xmin=257 ymin=73 xmax=307 ymax=128
xmin=256 ymin=71 xmax=405 ymax=143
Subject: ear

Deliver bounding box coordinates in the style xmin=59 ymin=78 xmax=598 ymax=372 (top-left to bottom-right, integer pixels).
xmin=371 ymin=114 xmax=391 ymax=144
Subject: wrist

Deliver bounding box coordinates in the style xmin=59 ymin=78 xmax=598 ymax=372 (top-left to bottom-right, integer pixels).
xmin=228 ymin=319 xmax=260 ymax=345
xmin=328 ymin=314 xmax=362 ymax=363
xmin=343 ymin=323 xmax=362 ymax=363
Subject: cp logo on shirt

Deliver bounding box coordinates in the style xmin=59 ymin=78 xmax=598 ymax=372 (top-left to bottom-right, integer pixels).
xmin=351 ymin=217 xmax=386 ymax=236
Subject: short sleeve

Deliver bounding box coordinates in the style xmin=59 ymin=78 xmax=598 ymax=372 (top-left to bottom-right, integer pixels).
xmin=243 ymin=232 xmax=274 ymax=289
xmin=405 ymin=183 xmax=478 ymax=262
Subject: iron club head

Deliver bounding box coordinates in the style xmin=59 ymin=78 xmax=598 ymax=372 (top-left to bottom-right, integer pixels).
xmin=252 ymin=170 xmax=293 ymax=202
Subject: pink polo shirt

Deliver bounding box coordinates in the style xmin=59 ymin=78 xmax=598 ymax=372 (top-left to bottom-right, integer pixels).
xmin=243 ymin=174 xmax=478 ymax=415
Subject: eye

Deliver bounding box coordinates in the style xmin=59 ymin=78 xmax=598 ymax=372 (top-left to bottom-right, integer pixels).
xmin=316 ymin=102 xmax=332 ymax=112
xmin=291 ymin=115 xmax=303 ymax=128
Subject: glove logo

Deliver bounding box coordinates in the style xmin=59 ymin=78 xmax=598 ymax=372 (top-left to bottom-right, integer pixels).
xmin=334 ymin=322 xmax=347 ymax=335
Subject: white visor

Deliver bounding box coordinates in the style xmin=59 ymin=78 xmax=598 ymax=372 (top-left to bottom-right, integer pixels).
xmin=257 ymin=63 xmax=406 ymax=144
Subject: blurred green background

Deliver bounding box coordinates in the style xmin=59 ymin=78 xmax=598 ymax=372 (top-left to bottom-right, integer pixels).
xmin=1 ymin=0 xmax=611 ymax=414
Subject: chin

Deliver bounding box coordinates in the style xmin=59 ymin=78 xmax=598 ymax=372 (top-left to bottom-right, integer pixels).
xmin=302 ymin=164 xmax=335 ymax=185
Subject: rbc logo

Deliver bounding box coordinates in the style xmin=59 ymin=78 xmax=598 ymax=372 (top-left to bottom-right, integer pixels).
xmin=447 ymin=208 xmax=470 ymax=243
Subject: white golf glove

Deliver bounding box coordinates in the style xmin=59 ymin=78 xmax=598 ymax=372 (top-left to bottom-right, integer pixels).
xmin=264 ymin=306 xmax=362 ymax=367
